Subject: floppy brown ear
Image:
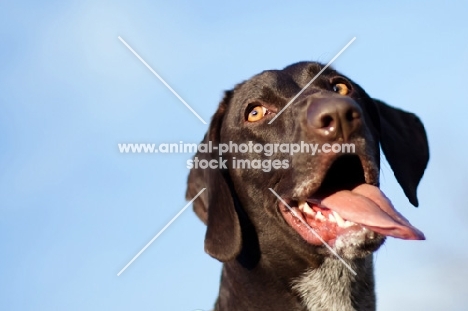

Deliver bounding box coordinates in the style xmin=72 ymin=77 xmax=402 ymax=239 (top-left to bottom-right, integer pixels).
xmin=186 ymin=139 xmax=209 ymax=224
xmin=374 ymin=99 xmax=429 ymax=206
xmin=185 ymin=91 xmax=242 ymax=262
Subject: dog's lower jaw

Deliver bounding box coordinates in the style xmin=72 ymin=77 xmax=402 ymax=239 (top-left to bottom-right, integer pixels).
xmin=292 ymin=255 xmax=376 ymax=311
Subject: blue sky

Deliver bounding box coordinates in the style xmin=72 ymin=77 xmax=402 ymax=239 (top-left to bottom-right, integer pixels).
xmin=1 ymin=1 xmax=467 ymax=310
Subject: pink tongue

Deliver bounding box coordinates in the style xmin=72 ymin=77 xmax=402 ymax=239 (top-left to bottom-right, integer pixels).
xmin=321 ymin=184 xmax=425 ymax=240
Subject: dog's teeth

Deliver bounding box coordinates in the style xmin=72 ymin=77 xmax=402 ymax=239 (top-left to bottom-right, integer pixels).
xmin=328 ymin=213 xmax=336 ymax=223
xmin=298 ymin=200 xmax=306 ymax=212
xmin=332 ymin=211 xmax=345 ymax=227
xmin=299 ymin=201 xmax=315 ymax=216
xmin=343 ymin=220 xmax=355 ymax=228
xmin=303 ymin=202 xmax=315 ymax=216
xmin=316 ymin=211 xmax=325 ymax=221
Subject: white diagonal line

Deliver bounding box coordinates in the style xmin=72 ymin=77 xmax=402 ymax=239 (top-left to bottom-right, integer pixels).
xmin=117 ymin=188 xmax=206 ymax=276
xmin=268 ymin=188 xmax=357 ymax=275
xmin=118 ymin=36 xmax=207 ymax=125
xmin=268 ymin=37 xmax=356 ymax=124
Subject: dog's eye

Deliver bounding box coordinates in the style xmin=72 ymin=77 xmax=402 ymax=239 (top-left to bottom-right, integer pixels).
xmin=247 ymin=105 xmax=268 ymax=122
xmin=333 ymin=83 xmax=349 ymax=95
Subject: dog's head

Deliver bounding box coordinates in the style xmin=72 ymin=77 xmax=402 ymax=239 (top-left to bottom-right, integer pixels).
xmin=186 ymin=62 xmax=429 ymax=265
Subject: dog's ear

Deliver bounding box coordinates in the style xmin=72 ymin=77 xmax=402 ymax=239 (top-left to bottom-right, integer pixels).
xmin=186 ymin=134 xmax=210 ymax=224
xmin=185 ymin=91 xmax=242 ymax=262
xmin=374 ymin=99 xmax=429 ymax=206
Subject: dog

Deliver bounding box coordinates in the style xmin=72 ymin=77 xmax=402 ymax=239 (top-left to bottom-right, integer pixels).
xmin=186 ymin=61 xmax=429 ymax=311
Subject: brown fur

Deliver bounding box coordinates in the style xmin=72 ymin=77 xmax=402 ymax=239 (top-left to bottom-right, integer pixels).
xmin=186 ymin=62 xmax=429 ymax=310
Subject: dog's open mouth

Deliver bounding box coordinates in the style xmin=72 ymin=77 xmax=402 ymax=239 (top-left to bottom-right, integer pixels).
xmin=279 ymin=155 xmax=425 ymax=246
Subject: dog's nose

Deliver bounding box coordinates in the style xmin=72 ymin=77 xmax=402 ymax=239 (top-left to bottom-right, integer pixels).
xmin=307 ymin=97 xmax=362 ymax=142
